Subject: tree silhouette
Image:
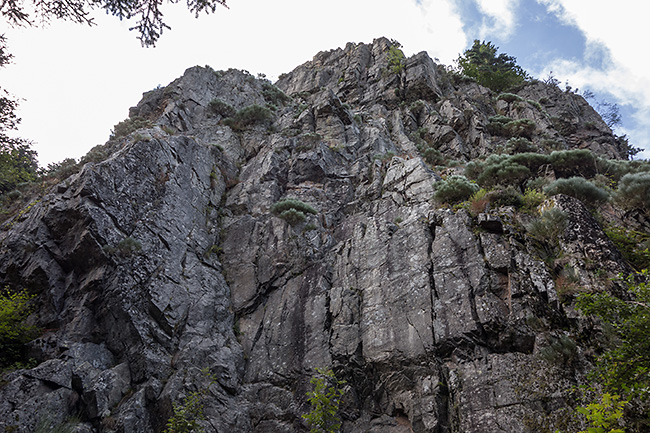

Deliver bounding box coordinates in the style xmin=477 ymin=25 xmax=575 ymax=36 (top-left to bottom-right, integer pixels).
xmin=456 ymin=40 xmax=529 ymax=93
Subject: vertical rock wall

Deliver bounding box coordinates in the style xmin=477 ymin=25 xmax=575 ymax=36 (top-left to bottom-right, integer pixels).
xmin=0 ymin=38 xmax=631 ymax=433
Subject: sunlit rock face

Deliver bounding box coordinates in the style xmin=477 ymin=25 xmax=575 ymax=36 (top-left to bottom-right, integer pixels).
xmin=0 ymin=37 xmax=630 ymax=433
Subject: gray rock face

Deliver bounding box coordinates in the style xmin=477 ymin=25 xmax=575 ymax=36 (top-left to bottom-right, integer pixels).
xmin=0 ymin=38 xmax=631 ymax=433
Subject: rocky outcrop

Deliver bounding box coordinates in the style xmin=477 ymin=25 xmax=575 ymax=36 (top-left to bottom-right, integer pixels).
xmin=0 ymin=38 xmax=633 ymax=433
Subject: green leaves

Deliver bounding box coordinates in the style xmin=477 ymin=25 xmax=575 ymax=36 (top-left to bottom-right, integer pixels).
xmin=0 ymin=141 xmax=38 ymax=193
xmin=577 ymin=271 xmax=650 ymax=397
xmin=433 ymin=175 xmax=480 ymax=204
xmin=387 ymin=40 xmax=406 ymax=75
xmin=163 ymin=392 xmax=205 ymax=433
xmin=456 ymin=40 xmax=529 ymax=93
xmin=576 ymin=393 xmax=627 ymax=433
xmin=302 ymin=368 xmax=346 ymax=433
xmin=0 ymin=287 xmax=39 ymax=367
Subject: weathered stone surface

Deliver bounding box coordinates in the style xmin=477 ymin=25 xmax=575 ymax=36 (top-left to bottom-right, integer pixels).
xmin=0 ymin=38 xmax=633 ymax=433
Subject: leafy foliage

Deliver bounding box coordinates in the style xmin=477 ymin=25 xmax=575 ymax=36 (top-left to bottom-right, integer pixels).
xmin=576 ymin=271 xmax=650 ymax=398
xmin=576 ymin=393 xmax=627 ymax=433
xmin=526 ymin=207 xmax=567 ymax=242
xmin=208 ymin=99 xmax=236 ymax=118
xmin=261 ymin=81 xmax=290 ymax=106
xmin=271 ymin=198 xmax=317 ymax=226
xmin=302 ymin=368 xmax=346 ymax=433
xmin=615 ymin=173 xmax=650 ymax=212
xmin=456 ymin=40 xmax=529 ymax=92
xmin=278 ymin=208 xmax=306 ymax=225
xmin=163 ymin=392 xmax=205 ymax=433
xmin=111 ymin=116 xmax=154 ymax=140
xmin=387 ymin=40 xmax=406 ymax=75
xmin=550 ymin=149 xmax=597 ymax=178
xmin=0 ymin=141 xmax=38 ymax=193
xmin=604 ymin=227 xmax=650 ymax=271
xmin=433 ymin=175 xmax=479 ymax=204
xmin=0 ymin=35 xmax=39 ymax=195
xmin=486 ymin=116 xmax=536 ymax=138
xmin=222 ymin=104 xmax=273 ymax=131
xmin=496 ymin=92 xmax=523 ymax=103
xmin=544 ymin=177 xmax=610 ymax=205
xmin=0 ymin=287 xmax=39 ymax=368
xmin=539 ymin=334 xmax=578 ymax=366
xmin=478 ymin=157 xmax=530 ymax=188
xmin=271 ymin=198 xmax=317 ymax=216
xmin=521 ymin=187 xmax=547 ymax=212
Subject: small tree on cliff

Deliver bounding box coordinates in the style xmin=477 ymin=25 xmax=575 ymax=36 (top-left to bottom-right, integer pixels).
xmin=456 ymin=40 xmax=529 ymax=92
xmin=303 ymin=368 xmax=346 ymax=433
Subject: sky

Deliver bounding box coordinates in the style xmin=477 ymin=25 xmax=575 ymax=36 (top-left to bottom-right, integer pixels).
xmin=1 ymin=0 xmax=648 ymax=166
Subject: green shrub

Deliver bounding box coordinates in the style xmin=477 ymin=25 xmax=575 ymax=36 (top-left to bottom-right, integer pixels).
xmin=423 ymin=148 xmax=444 ymax=165
xmin=42 ymin=158 xmax=80 ymax=181
xmin=509 ymin=152 xmax=551 ymax=171
xmin=550 ymin=149 xmax=597 ymax=178
xmin=467 ymin=153 xmax=550 ymax=188
xmin=527 ymin=99 xmax=543 ymax=111
xmin=539 ymin=334 xmax=577 ymax=366
xmin=387 ymin=40 xmax=406 ymax=75
xmin=496 ymin=92 xmax=523 ymax=103
xmin=409 ymin=100 xmax=426 ymax=115
xmin=521 ymin=187 xmax=546 ymax=212
xmin=80 ymin=144 xmax=110 ymax=165
xmin=223 ymin=104 xmax=273 ymax=131
xmin=434 ymin=175 xmax=480 ymax=204
xmin=104 ymin=237 xmax=142 ymax=257
xmin=477 ymin=159 xmax=530 ymax=188
xmin=486 ymin=185 xmax=523 ymax=208
xmin=468 ymin=188 xmax=489 ymax=215
xmin=541 ymin=138 xmax=563 ymax=151
xmin=302 ymin=368 xmax=346 ymax=433
xmin=34 ymin=416 xmax=79 ymax=433
xmin=163 ymin=392 xmax=205 ymax=433
xmin=117 ymin=237 xmax=142 ymax=256
xmin=615 ymin=172 xmax=650 ymax=211
xmin=595 ymin=158 xmax=650 ymax=182
xmin=271 ymin=199 xmax=317 ymax=226
xmin=111 ymin=116 xmax=153 ymax=139
xmin=577 ymin=271 xmax=650 ymax=398
xmin=373 ymin=151 xmax=395 ymax=162
xmin=576 ymin=393 xmax=627 ymax=433
xmin=486 ymin=116 xmax=535 ymax=138
xmin=208 ymin=99 xmax=236 ymax=118
xmin=503 ymin=118 xmax=536 ymax=138
xmin=278 ymin=208 xmax=306 ymax=225
xmin=271 ymin=199 xmax=317 ymax=216
xmin=486 ymin=115 xmax=513 ymax=135
xmin=261 ymin=81 xmax=290 ymax=106
xmin=506 ymin=137 xmax=537 ymax=153
xmin=604 ymin=227 xmax=650 ymax=271
xmin=0 ymin=287 xmax=39 ymax=368
xmin=543 ymin=176 xmax=609 ymax=205
xmin=526 ymin=207 xmax=567 ymax=244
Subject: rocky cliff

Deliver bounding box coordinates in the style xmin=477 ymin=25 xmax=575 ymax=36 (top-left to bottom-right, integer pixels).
xmin=0 ymin=37 xmax=641 ymax=433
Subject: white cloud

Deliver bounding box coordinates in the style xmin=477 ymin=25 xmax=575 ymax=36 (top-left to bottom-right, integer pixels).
xmin=1 ymin=0 xmax=468 ymax=166
xmin=474 ymin=0 xmax=520 ymax=39
xmin=536 ymin=0 xmax=650 ymax=155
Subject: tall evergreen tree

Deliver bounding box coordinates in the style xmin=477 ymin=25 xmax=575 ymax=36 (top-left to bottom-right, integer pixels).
xmin=457 ymin=40 xmax=529 ymax=92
